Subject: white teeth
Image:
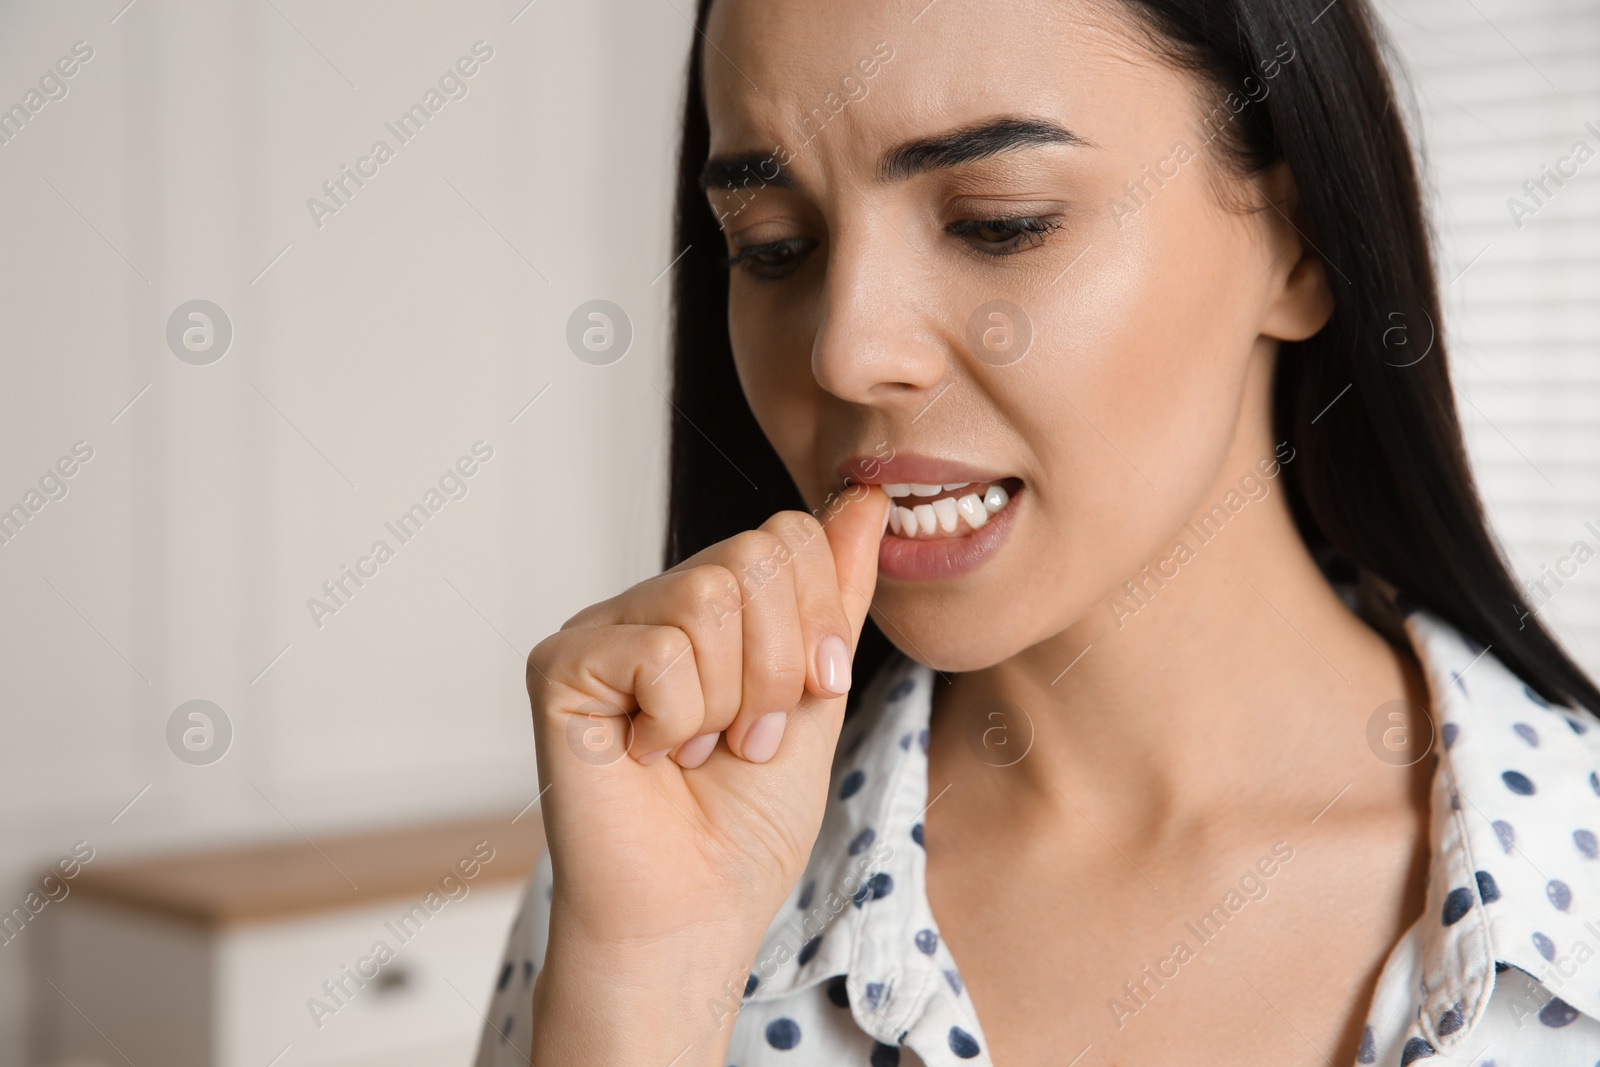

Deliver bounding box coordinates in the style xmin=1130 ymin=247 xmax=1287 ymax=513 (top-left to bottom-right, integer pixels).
xmin=887 ymin=482 xmax=1015 ymax=538
xmin=942 ymin=482 xmax=970 ymax=491
xmin=956 ymin=493 xmax=988 ymax=530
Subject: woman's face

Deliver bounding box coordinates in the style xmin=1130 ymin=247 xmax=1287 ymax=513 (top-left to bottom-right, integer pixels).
xmin=701 ymin=0 xmax=1330 ymax=672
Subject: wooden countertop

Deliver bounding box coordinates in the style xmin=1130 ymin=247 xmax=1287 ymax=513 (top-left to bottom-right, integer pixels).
xmin=72 ymin=811 xmax=546 ymax=929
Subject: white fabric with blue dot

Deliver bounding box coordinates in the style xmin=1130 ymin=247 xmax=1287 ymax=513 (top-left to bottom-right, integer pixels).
xmin=473 ymin=606 xmax=1600 ymax=1066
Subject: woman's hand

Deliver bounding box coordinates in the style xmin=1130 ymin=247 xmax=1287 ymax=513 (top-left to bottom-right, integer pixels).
xmin=526 ymin=484 xmax=889 ymax=1066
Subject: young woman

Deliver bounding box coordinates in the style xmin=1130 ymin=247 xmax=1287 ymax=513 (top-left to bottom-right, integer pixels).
xmin=476 ymin=0 xmax=1600 ymax=1063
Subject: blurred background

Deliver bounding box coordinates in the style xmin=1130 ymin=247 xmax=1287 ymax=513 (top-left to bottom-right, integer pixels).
xmin=0 ymin=0 xmax=1594 ymax=1064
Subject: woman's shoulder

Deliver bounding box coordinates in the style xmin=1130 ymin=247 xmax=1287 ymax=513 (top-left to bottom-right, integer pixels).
xmin=1395 ymin=607 xmax=1600 ymax=1048
xmin=1405 ymin=607 xmax=1600 ymax=750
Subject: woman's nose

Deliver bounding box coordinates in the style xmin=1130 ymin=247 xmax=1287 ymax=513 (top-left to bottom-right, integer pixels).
xmin=808 ymin=223 xmax=951 ymax=405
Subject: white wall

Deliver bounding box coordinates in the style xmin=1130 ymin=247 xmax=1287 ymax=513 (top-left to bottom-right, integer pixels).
xmin=0 ymin=1 xmax=689 ymax=1063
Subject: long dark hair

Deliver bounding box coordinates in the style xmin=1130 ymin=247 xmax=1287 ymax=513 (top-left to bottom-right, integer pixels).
xmin=662 ymin=0 xmax=1600 ymax=719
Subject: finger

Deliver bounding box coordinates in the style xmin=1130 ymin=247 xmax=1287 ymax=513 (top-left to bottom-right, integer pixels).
xmin=557 ymin=566 xmax=744 ymax=768
xmin=720 ymin=529 xmax=807 ymax=764
xmin=821 ymin=483 xmax=890 ymax=641
xmin=589 ymin=565 xmax=745 ymax=737
xmin=762 ymin=510 xmax=855 ymax=699
xmin=530 ymin=624 xmax=708 ymax=764
xmin=668 ymin=728 xmax=721 ymax=770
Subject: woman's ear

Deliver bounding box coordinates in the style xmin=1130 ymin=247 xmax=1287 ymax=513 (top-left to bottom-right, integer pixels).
xmin=1256 ymin=162 xmax=1335 ymax=342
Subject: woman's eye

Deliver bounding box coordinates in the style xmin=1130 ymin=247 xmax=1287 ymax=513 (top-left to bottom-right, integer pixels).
xmin=947 ymin=215 xmax=1063 ymax=255
xmin=721 ymin=237 xmax=819 ymax=280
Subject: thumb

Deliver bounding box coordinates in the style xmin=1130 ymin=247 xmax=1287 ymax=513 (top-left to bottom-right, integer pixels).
xmin=822 ymin=484 xmax=889 ymax=644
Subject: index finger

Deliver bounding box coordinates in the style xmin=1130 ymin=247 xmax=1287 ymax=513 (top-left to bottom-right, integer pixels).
xmin=820 ymin=483 xmax=890 ymax=644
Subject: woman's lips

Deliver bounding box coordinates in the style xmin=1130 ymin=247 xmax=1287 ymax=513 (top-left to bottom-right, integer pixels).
xmin=874 ymin=479 xmax=1023 ymax=582
xmin=837 ymin=453 xmax=1011 ymax=489
xmin=835 ymin=454 xmax=1023 ymax=581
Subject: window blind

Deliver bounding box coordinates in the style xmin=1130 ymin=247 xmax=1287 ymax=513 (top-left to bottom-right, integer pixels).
xmin=1378 ymin=0 xmax=1600 ymax=676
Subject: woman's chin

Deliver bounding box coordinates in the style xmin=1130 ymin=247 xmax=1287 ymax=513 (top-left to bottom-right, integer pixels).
xmin=866 ymin=611 xmax=1028 ymax=675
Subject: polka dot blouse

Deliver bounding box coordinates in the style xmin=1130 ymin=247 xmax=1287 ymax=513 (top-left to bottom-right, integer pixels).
xmin=473 ymin=607 xmax=1600 ymax=1065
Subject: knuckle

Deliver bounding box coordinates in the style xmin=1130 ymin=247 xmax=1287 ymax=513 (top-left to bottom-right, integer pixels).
xmin=559 ymin=592 xmax=617 ymax=631
xmin=642 ymin=627 xmax=693 ymax=676
xmin=527 ymin=633 xmax=559 ymax=677
xmin=748 ymin=651 xmax=807 ymax=701
xmin=765 ymin=509 xmax=823 ymax=546
xmin=681 ymin=564 xmax=743 ymax=616
xmin=525 ymin=635 xmax=565 ymax=703
xmin=729 ymin=528 xmax=783 ymax=563
xmin=727 ymin=530 xmax=792 ymax=597
xmin=804 ymin=597 xmax=850 ymax=636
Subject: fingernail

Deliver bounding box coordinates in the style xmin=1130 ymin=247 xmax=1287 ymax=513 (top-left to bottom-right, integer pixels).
xmin=741 ymin=711 xmax=787 ymax=764
xmin=672 ymin=732 xmax=719 ymax=769
xmin=637 ymin=747 xmax=670 ymax=765
xmin=817 ymin=634 xmax=852 ymax=696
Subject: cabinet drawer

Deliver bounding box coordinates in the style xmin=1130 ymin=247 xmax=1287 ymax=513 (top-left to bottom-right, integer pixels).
xmin=218 ymin=881 xmax=524 ymax=1067
xmin=44 ymin=879 xmax=527 ymax=1067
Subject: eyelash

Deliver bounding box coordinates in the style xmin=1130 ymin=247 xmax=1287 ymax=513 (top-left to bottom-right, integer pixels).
xmin=720 ymin=238 xmax=819 ymax=280
xmin=720 ymin=214 xmax=1064 ymax=280
xmin=945 ymin=215 xmax=1064 ymax=255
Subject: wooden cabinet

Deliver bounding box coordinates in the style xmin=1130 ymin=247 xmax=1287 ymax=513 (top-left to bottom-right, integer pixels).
xmin=39 ymin=813 xmax=544 ymax=1067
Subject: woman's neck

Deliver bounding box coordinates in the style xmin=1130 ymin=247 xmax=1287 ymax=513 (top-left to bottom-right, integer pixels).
xmin=929 ymin=455 xmax=1430 ymax=844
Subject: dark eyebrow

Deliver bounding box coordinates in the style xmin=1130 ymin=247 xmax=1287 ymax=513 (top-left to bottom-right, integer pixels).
xmin=698 ymin=116 xmax=1090 ymax=195
xmin=878 ymin=116 xmax=1090 ymax=183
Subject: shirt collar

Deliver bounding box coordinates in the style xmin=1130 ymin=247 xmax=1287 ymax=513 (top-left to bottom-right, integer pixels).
xmin=1402 ymin=606 xmax=1600 ymax=1050
xmin=743 ymin=606 xmax=1600 ymax=1053
xmin=744 ymin=652 xmax=945 ymax=1045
